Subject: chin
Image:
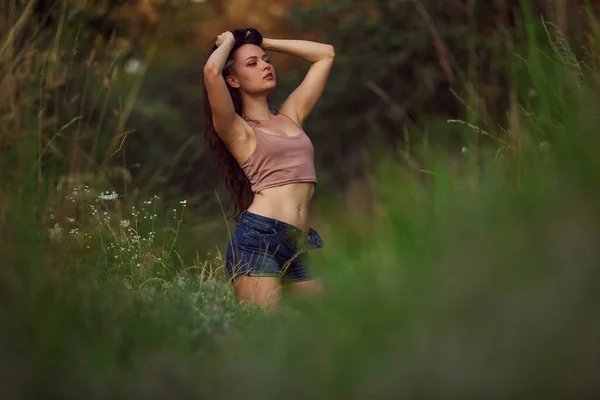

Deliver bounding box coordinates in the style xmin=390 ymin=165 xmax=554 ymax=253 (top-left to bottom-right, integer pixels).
xmin=259 ymin=82 xmax=276 ymax=95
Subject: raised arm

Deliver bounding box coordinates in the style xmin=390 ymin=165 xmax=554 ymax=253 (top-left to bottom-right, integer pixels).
xmin=262 ymin=38 xmax=335 ymax=126
xmin=203 ymin=32 xmax=245 ymax=143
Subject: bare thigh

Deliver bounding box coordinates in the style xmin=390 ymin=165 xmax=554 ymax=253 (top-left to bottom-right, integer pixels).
xmin=285 ymin=277 xmax=324 ymax=300
xmin=233 ymin=275 xmax=282 ymax=310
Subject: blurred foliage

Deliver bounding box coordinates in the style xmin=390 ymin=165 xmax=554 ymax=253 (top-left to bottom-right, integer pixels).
xmin=282 ymin=0 xmax=595 ymax=190
xmin=2 ymin=2 xmax=600 ymax=397
xmin=2 ymin=0 xmax=600 ymax=236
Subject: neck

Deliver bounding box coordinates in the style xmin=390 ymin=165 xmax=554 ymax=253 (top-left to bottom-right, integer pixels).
xmin=241 ymin=93 xmax=272 ymax=121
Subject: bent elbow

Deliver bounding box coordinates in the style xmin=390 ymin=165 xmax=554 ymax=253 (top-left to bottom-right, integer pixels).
xmin=327 ymin=45 xmax=335 ymax=59
xmin=203 ymin=64 xmax=221 ymax=81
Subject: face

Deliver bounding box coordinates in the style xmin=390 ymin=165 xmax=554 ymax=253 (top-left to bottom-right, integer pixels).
xmin=225 ymin=44 xmax=276 ymax=95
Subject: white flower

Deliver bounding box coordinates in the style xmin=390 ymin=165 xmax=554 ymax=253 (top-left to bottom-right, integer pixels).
xmin=539 ymin=141 xmax=550 ymax=153
xmin=120 ymin=219 xmax=130 ymax=228
xmin=98 ymin=191 xmax=118 ymax=201
xmin=124 ymin=57 xmax=142 ymax=74
xmin=67 ymin=217 xmax=75 ymax=224
xmin=48 ymin=223 xmax=62 ymax=242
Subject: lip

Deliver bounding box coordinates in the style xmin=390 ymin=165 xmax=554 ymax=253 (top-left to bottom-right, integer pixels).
xmin=264 ymin=73 xmax=274 ymax=80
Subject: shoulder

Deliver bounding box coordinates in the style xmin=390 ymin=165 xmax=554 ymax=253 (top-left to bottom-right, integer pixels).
xmin=276 ymin=110 xmax=303 ymax=129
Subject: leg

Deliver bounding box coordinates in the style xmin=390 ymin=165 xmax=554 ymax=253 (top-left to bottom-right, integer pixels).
xmin=282 ymin=250 xmax=324 ymax=301
xmin=225 ymin=217 xmax=282 ymax=310
xmin=233 ymin=275 xmax=282 ymax=310
xmin=285 ymin=277 xmax=324 ymax=299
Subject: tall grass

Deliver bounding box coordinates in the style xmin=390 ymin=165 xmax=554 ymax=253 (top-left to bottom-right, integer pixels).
xmin=2 ymin=2 xmax=600 ymax=398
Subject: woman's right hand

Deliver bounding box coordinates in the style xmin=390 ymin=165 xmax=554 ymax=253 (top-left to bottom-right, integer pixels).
xmin=216 ymin=31 xmax=235 ymax=47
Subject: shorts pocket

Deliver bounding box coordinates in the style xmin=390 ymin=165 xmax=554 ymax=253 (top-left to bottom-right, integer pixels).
xmin=245 ymin=223 xmax=277 ymax=237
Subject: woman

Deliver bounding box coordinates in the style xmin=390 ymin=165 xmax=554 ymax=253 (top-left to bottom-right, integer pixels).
xmin=202 ymin=28 xmax=334 ymax=309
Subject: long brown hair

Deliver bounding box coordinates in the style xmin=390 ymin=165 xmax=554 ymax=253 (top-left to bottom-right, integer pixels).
xmin=202 ymin=29 xmax=263 ymax=221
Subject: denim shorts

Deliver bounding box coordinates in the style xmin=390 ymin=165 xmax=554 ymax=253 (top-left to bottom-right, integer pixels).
xmin=225 ymin=211 xmax=324 ymax=283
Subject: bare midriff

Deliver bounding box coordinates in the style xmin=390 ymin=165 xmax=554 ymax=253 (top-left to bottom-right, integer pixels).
xmin=247 ymin=182 xmax=315 ymax=234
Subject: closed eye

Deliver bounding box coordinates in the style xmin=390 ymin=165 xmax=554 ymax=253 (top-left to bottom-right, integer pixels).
xmin=247 ymin=60 xmax=270 ymax=67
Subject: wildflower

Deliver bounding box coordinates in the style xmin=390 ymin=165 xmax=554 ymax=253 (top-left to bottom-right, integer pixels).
xmin=67 ymin=217 xmax=76 ymax=224
xmin=98 ymin=191 xmax=118 ymax=201
xmin=48 ymin=223 xmax=62 ymax=243
xmin=120 ymin=219 xmax=130 ymax=228
xmin=180 ymin=200 xmax=187 ymax=207
xmin=124 ymin=57 xmax=142 ymax=74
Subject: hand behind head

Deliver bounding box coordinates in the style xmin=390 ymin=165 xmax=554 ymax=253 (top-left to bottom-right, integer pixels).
xmin=231 ymin=28 xmax=263 ymax=47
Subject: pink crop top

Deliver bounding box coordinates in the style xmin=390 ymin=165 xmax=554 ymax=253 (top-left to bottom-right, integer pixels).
xmin=240 ymin=114 xmax=317 ymax=193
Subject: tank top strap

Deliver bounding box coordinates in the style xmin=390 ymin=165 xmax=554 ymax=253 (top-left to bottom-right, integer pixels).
xmin=276 ymin=112 xmax=304 ymax=133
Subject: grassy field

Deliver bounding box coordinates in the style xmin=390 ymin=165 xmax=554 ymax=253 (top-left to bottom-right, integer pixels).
xmin=2 ymin=4 xmax=600 ymax=399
